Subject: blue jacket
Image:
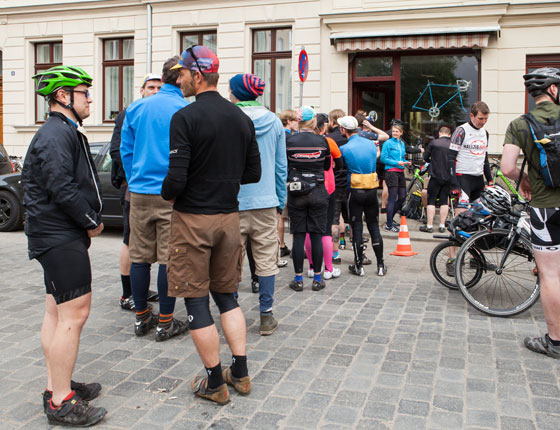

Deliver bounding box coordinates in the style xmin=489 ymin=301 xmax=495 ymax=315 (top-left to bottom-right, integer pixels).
xmin=120 ymin=84 xmax=188 ymax=194
xmin=380 ymin=137 xmax=406 ymax=170
xmin=237 ymin=104 xmax=287 ymax=211
xmin=339 ymin=134 xmax=378 ymax=187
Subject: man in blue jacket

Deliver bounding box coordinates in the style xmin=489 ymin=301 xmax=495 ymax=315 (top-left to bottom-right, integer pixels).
xmin=120 ymin=57 xmax=189 ymax=341
xmin=229 ymin=73 xmax=287 ymax=336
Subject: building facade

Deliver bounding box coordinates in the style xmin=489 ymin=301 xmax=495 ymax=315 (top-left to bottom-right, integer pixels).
xmin=0 ymin=0 xmax=559 ymax=155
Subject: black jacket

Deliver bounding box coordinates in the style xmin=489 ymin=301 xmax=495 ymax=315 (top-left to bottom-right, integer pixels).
xmin=22 ymin=112 xmax=102 ymax=258
xmin=424 ymin=136 xmax=451 ymax=181
xmin=109 ymin=109 xmax=126 ymax=189
xmin=328 ymin=126 xmax=348 ymax=189
xmin=161 ymin=91 xmax=261 ymax=214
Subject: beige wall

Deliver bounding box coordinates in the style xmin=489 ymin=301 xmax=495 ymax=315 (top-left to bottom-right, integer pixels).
xmin=1 ymin=0 xmax=560 ymax=155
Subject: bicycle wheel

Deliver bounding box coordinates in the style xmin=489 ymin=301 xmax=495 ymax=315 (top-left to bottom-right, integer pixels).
xmin=430 ymin=240 xmax=483 ymax=290
xmin=455 ymin=228 xmax=540 ymax=317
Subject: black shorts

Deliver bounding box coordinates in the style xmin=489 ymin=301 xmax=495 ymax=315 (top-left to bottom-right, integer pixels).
xmin=288 ymin=186 xmax=329 ymax=234
xmin=123 ymin=200 xmax=130 ymax=246
xmin=325 ymin=192 xmax=336 ymax=235
xmin=457 ymin=174 xmax=485 ymax=205
xmin=332 ymin=187 xmax=350 ymax=225
xmin=529 ymin=207 xmax=560 ymax=251
xmin=427 ymin=177 xmax=451 ymax=206
xmin=384 ymin=170 xmax=406 ymax=188
xmin=36 ymin=237 xmax=92 ymax=304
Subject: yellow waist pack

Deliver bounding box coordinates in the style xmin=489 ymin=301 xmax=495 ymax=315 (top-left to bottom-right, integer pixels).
xmin=350 ymin=172 xmax=379 ymax=189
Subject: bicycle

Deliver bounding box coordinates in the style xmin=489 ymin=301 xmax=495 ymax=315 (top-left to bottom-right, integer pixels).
xmin=454 ymin=197 xmax=539 ymax=317
xmin=401 ymin=162 xmax=427 ymax=220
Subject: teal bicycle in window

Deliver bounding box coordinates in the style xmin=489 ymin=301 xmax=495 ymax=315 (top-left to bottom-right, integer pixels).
xmin=412 ymin=80 xmax=471 ymax=120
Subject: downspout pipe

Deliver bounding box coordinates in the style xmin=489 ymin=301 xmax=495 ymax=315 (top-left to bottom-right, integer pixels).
xmin=146 ymin=3 xmax=152 ymax=73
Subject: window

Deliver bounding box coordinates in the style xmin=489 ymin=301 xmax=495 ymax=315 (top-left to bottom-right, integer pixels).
xmin=526 ymin=55 xmax=560 ymax=112
xmin=103 ymin=38 xmax=134 ymax=121
xmin=180 ymin=30 xmax=217 ymax=53
xmin=252 ymin=28 xmax=292 ymax=113
xmin=35 ymin=42 xmax=62 ymax=123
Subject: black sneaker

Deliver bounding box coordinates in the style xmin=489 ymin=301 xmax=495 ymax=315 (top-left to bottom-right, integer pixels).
xmin=280 ymin=246 xmax=291 ymax=257
xmin=147 ymin=290 xmax=159 ymax=302
xmin=46 ymin=392 xmax=107 ymax=427
xmin=251 ymin=280 xmax=259 ymax=293
xmin=362 ymin=255 xmax=372 ymax=265
xmin=155 ymin=319 xmax=189 ymax=342
xmin=43 ymin=381 xmax=102 ymax=413
xmin=439 ymin=226 xmax=446 ymax=233
xmin=419 ymin=225 xmax=433 ymax=233
xmin=384 ymin=224 xmax=399 ymax=233
xmin=348 ymin=264 xmax=365 ymax=276
xmin=446 ymin=259 xmax=456 ymax=277
xmin=289 ymin=280 xmax=304 ymax=292
xmin=377 ymin=264 xmax=387 ymax=277
xmin=134 ymin=311 xmax=157 ymax=336
xmin=312 ymin=280 xmax=325 ymax=291
xmin=120 ymin=296 xmax=135 ymax=311
xmin=524 ymin=334 xmax=560 ymax=359
xmin=332 ymin=254 xmax=341 ymax=264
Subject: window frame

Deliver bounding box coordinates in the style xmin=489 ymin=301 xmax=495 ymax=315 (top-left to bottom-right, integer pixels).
xmin=251 ymin=27 xmax=292 ymax=113
xmin=102 ymin=37 xmax=134 ymax=123
xmin=179 ymin=30 xmax=217 ymax=53
xmin=525 ymin=54 xmax=560 ymax=113
xmin=34 ymin=41 xmax=62 ymax=124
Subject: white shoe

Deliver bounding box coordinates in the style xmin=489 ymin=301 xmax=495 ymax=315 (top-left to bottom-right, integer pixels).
xmin=277 ymin=259 xmax=288 ymax=268
xmin=307 ymin=268 xmax=314 ymax=278
xmin=324 ymin=268 xmax=341 ymax=280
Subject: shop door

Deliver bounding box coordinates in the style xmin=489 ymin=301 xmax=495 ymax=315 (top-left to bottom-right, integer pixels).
xmin=353 ymin=83 xmax=395 ymax=132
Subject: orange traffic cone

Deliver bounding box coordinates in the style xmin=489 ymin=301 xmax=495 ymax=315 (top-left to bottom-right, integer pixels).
xmin=390 ymin=216 xmax=418 ymax=257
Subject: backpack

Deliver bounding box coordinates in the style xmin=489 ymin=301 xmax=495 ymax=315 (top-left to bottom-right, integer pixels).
xmin=523 ymin=113 xmax=560 ymax=188
xmin=402 ymin=190 xmax=423 ymax=220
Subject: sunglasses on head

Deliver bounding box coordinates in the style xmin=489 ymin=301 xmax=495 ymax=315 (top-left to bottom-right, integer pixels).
xmin=187 ymin=46 xmax=204 ymax=74
xmin=390 ymin=119 xmax=404 ymax=127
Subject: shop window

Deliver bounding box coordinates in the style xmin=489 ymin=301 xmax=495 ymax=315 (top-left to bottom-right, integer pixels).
xmin=180 ymin=30 xmax=217 ymax=53
xmin=252 ymin=28 xmax=292 ymax=113
xmin=103 ymin=38 xmax=134 ymax=121
xmin=35 ymin=42 xmax=62 ymax=123
xmin=526 ymin=55 xmax=560 ymax=112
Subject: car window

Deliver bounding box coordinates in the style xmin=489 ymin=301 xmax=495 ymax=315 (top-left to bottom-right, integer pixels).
xmin=98 ymin=153 xmax=112 ymax=173
xmin=0 ymin=144 xmax=8 ymax=162
xmin=89 ymin=144 xmax=104 ymax=160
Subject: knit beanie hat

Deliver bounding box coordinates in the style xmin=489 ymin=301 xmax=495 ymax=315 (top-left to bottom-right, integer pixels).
xmin=229 ymin=73 xmax=265 ymax=101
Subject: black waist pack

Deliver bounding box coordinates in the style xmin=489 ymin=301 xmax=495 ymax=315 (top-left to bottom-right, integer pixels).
xmin=287 ymin=170 xmax=323 ymax=196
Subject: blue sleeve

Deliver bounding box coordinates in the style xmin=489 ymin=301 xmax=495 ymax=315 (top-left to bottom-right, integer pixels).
xmin=275 ymin=121 xmax=288 ymax=209
xmin=380 ymin=140 xmax=399 ymax=168
xmin=120 ymin=110 xmax=134 ymax=182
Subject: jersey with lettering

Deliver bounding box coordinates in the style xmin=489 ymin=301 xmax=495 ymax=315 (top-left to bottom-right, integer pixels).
xmin=449 ymin=122 xmax=488 ymax=176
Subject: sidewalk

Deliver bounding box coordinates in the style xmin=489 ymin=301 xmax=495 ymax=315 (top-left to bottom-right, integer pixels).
xmin=1 ymin=229 xmax=558 ymax=430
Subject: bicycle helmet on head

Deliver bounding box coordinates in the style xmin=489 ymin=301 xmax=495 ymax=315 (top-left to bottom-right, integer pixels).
xmin=480 ymin=186 xmax=511 ymax=216
xmin=523 ymin=67 xmax=560 ymax=103
xmin=33 ymin=65 xmax=92 ymax=97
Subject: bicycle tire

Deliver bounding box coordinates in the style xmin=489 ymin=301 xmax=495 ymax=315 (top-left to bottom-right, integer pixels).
xmin=455 ymin=229 xmax=540 ymax=317
xmin=430 ymin=240 xmax=483 ymax=290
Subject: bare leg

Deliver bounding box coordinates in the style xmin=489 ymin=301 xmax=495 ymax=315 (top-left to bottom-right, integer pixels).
xmin=382 ymin=181 xmax=388 ymax=209
xmin=439 ymin=205 xmax=449 ymax=227
xmin=190 ymin=325 xmax=221 ymax=368
xmin=277 ymin=213 xmax=285 ymax=248
xmin=534 ymin=250 xmax=560 ymax=339
xmin=42 ymin=295 xmax=58 ymax=392
xmin=119 ymin=244 xmax=131 ymax=276
xmin=426 ymin=205 xmax=436 ymax=227
xmin=220 ymin=307 xmax=247 ymax=356
xmin=50 ymin=293 xmax=92 ymax=405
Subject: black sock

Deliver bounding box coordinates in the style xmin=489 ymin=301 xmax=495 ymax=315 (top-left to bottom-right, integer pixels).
xmin=121 ymin=275 xmax=132 ymax=298
xmin=206 ymin=363 xmax=224 ymax=389
xmin=547 ymin=334 xmax=560 ymax=346
xmin=231 ymin=355 xmax=248 ymax=378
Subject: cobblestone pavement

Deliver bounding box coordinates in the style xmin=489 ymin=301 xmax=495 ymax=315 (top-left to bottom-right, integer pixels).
xmin=1 ymin=224 xmax=559 ymax=430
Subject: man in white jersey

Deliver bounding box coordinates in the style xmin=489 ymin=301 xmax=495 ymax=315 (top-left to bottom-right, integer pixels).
xmin=448 ymin=101 xmax=494 ymax=207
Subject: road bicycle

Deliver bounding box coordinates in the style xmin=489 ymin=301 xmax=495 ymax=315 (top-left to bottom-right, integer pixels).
xmin=412 ymin=80 xmax=471 ymax=120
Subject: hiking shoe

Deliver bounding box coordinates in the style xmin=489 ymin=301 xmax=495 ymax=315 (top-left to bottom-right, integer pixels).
xmin=191 ymin=375 xmax=229 ymax=404
xmin=324 ymin=268 xmax=341 ymax=280
xmin=332 ymin=254 xmax=341 ymax=264
xmin=155 ymin=318 xmax=189 ymax=342
xmin=348 ymin=264 xmax=365 ymax=277
xmin=259 ymin=314 xmax=278 ymax=336
xmin=446 ymin=259 xmax=456 ymax=277
xmin=362 ymin=254 xmax=372 ymax=265
xmin=524 ymin=334 xmax=560 ymax=359
xmin=307 ymin=268 xmax=314 ymax=278
xmin=120 ymin=296 xmax=135 ymax=311
xmin=46 ymin=392 xmax=107 ymax=427
xmin=43 ymin=381 xmax=102 ymax=413
xmin=439 ymin=226 xmax=446 ymax=233
xmin=419 ymin=225 xmax=433 ymax=233
xmin=251 ymin=280 xmax=259 ymax=293
xmin=277 ymin=259 xmax=289 ymax=268
xmin=222 ymin=367 xmax=251 ymax=395
xmin=289 ymin=280 xmax=304 ymax=292
xmin=134 ymin=311 xmax=157 ymax=336
xmin=384 ymin=224 xmax=399 ymax=233
xmin=312 ymin=279 xmax=326 ymax=291
xmin=377 ymin=264 xmax=387 ymax=277
xmin=280 ymin=246 xmax=291 ymax=257
xmin=147 ymin=290 xmax=159 ymax=302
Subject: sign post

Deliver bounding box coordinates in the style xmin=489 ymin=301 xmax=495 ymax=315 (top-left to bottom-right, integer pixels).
xmin=298 ymin=46 xmax=308 ymax=107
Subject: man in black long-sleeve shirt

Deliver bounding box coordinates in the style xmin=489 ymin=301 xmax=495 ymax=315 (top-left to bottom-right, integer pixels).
xmin=161 ymin=46 xmax=261 ymax=405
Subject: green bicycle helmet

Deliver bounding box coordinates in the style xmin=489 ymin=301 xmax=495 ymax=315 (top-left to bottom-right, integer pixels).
xmin=33 ymin=65 xmax=93 ymax=97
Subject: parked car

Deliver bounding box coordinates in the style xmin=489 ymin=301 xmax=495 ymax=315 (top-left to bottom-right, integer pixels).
xmin=0 ymin=144 xmax=18 ymax=175
xmin=0 ymin=142 xmax=123 ymax=232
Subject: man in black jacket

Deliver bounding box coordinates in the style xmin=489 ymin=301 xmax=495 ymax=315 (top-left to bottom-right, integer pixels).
xmin=162 ymin=46 xmax=261 ymax=404
xmin=23 ymin=66 xmax=106 ymax=426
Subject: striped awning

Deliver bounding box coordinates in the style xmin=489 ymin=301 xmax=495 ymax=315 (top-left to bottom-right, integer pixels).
xmin=333 ymin=33 xmax=492 ymax=52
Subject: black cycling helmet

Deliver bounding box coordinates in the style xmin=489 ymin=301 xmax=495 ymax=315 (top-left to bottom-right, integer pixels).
xmin=523 ymin=67 xmax=560 ymax=104
xmin=480 ymin=186 xmax=511 ymax=216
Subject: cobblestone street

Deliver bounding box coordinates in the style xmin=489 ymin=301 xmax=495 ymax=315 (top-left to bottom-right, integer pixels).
xmin=1 ymin=226 xmax=559 ymax=430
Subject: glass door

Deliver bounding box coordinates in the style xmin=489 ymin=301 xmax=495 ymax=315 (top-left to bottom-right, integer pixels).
xmin=354 ymin=83 xmax=395 ymax=132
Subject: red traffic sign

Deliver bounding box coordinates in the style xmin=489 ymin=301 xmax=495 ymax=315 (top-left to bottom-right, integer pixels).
xmin=298 ymin=49 xmax=308 ymax=82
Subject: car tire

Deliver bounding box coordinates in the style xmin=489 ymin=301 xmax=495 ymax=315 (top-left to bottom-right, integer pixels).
xmin=0 ymin=190 xmax=23 ymax=232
